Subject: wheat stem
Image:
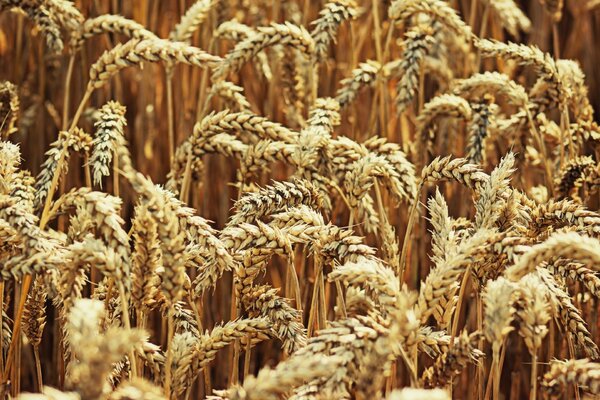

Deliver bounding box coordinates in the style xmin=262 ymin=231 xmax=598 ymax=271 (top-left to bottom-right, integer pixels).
xmin=62 ymin=55 xmax=76 ymax=130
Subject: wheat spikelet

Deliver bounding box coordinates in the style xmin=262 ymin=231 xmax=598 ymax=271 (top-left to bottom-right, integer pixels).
xmin=58 ymin=239 xmax=91 ymax=314
xmin=389 ymin=0 xmax=473 ymax=38
xmin=557 ymin=59 xmax=594 ymax=122
xmin=62 ymin=236 xmax=126 ymax=310
xmin=241 ymin=285 xmax=306 ymax=354
xmin=34 ymin=129 xmax=92 ymax=210
xmin=218 ymin=354 xmax=340 ymax=400
xmin=10 ymin=170 xmax=35 ymax=212
xmin=474 ymin=152 xmax=515 ymax=229
xmin=335 ymin=60 xmax=381 ymax=108
xmin=154 ymin=192 xmax=234 ymax=297
xmin=214 ymin=19 xmax=273 ymax=80
xmin=421 ymin=331 xmax=484 ymax=388
xmin=0 ymin=196 xmax=62 ymax=279
xmin=542 ymin=359 xmax=600 ymax=396
xmin=452 ymin=71 xmax=529 ymax=108
xmin=69 ymin=14 xmax=157 ymax=52
xmin=528 ymin=199 xmax=600 ymax=237
xmin=150 ymin=197 xmax=187 ymax=308
xmin=329 ymin=259 xmax=400 ymax=312
xmin=418 ymin=326 xmax=451 ymax=358
xmin=396 ymin=25 xmax=435 ymax=114
xmin=0 ymin=141 xmax=20 ymax=188
xmin=466 ymin=100 xmax=497 ymax=165
xmin=191 ymin=109 xmax=297 ymax=145
xmin=418 ymin=94 xmax=472 ymax=151
xmin=131 ymin=205 xmax=161 ymax=313
xmin=68 ymin=325 xmax=147 ymax=399
xmin=51 ymin=188 xmax=130 ymax=287
xmin=91 ymin=101 xmax=127 ymax=187
xmin=212 ymin=22 xmax=315 ymax=81
xmin=135 ymin=342 xmax=165 ymax=382
xmin=428 ymin=188 xmax=458 ymax=266
xmin=482 ymin=277 xmax=517 ymax=354
xmin=195 ymin=317 xmax=271 ymax=370
xmin=205 ymin=80 xmax=251 ymax=112
xmin=539 ymin=269 xmax=600 ymax=358
xmin=215 ymin=19 xmax=256 ymax=42
xmin=548 ymin=259 xmax=600 ymax=298
xmin=229 ymin=179 xmax=321 ymax=226
xmin=418 ymin=229 xmax=492 ymax=328
xmin=293 ymin=315 xmax=405 ymax=398
xmin=506 ymin=232 xmax=600 ymax=280
xmin=481 ymin=0 xmax=531 ymax=37
xmin=555 ymin=156 xmax=595 ymax=199
xmin=310 ymin=0 xmax=360 ymax=60
xmin=421 ymin=156 xmax=489 ymax=192
xmin=88 ymin=38 xmax=221 ymax=91
xmin=0 ymin=81 xmax=19 ymax=138
xmin=0 ymin=142 xmax=31 ymax=213
xmin=476 ymin=39 xmax=564 ymax=106
xmin=0 ymin=0 xmax=63 ymax=53
xmin=168 ymin=331 xmax=197 ymax=398
xmin=45 ymin=0 xmax=83 ymax=35
xmin=23 ymin=276 xmax=47 ymax=348
xmin=515 ymin=273 xmax=551 ymax=355
xmin=169 ymin=0 xmax=219 ymax=43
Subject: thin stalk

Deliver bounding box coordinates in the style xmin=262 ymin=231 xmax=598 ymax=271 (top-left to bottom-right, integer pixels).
xmin=2 ymin=275 xmax=32 ymax=384
xmin=113 ymin=148 xmax=120 ymax=197
xmin=39 ymin=143 xmax=69 ymax=228
xmin=243 ymin=341 xmax=251 ymax=380
xmin=179 ymin=151 xmax=194 ymax=203
xmin=117 ymin=282 xmax=137 ymax=377
xmin=62 ymin=55 xmax=76 ymax=130
xmin=373 ymin=183 xmax=389 ymax=247
xmin=187 ymin=293 xmax=212 ymax=393
xmin=552 ymin=22 xmax=560 ymax=59
xmin=317 ymin=261 xmax=327 ymax=329
xmin=83 ymin=154 xmax=92 ymax=188
xmin=382 ymin=24 xmax=395 ymax=65
xmin=529 ymin=350 xmax=537 ymax=400
xmin=398 ymin=344 xmax=418 ymax=386
xmin=371 ymin=0 xmax=386 ymax=135
xmin=229 ymin=279 xmax=240 ymax=385
xmin=468 ymin=0 xmax=478 ymax=30
xmin=567 ymin=335 xmax=581 ymax=400
xmin=69 ymin=88 xmax=93 ymax=132
xmin=399 ymin=182 xmax=423 ymax=283
xmin=166 ymin=71 xmax=175 ymax=163
xmin=33 ymin=346 xmax=42 ymax=392
xmin=307 ymin=258 xmax=323 ymax=337
xmin=525 ymin=108 xmax=554 ymax=196
xmin=334 ymin=280 xmax=347 ymax=319
xmin=477 ymin=293 xmax=484 ymax=400
xmin=450 ymin=265 xmax=472 ymax=344
xmin=196 ymin=38 xmax=215 ymax=121
xmin=288 ymin=262 xmax=302 ymax=311
xmin=475 ymin=4 xmax=491 ymax=71
xmin=164 ymin=310 xmax=175 ymax=398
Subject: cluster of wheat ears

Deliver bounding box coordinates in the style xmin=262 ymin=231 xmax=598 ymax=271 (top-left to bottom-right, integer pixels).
xmin=0 ymin=0 xmax=599 ymax=399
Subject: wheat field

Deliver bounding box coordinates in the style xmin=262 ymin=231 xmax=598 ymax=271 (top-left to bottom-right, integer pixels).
xmin=0 ymin=0 xmax=599 ymax=399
